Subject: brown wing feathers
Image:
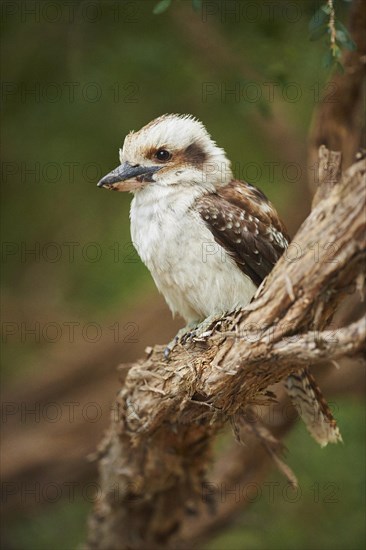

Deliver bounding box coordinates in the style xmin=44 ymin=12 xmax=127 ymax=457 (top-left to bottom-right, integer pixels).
xmin=195 ymin=180 xmax=289 ymax=286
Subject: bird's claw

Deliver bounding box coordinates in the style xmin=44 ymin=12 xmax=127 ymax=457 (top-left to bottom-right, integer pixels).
xmin=186 ymin=316 xmax=223 ymax=342
xmin=180 ymin=330 xmax=196 ymax=345
xmin=163 ymin=316 xmax=223 ymax=360
xmin=164 ymin=336 xmax=178 ymax=360
xmin=163 ymin=324 xmax=197 ymax=360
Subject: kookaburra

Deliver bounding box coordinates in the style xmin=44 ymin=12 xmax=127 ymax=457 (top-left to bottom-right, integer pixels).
xmin=98 ymin=113 xmax=341 ymax=447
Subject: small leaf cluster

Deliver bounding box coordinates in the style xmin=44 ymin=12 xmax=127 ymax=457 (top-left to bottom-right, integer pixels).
xmin=153 ymin=0 xmax=202 ymax=15
xmin=309 ymin=2 xmax=356 ymax=71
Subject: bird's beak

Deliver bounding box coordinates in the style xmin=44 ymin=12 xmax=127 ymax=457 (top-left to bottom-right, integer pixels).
xmin=97 ymin=162 xmax=162 ymax=191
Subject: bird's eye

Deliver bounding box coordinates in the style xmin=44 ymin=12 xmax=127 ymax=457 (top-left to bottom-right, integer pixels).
xmin=155 ymin=149 xmax=171 ymax=162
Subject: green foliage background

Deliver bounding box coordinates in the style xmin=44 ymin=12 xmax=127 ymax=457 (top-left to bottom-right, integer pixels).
xmin=1 ymin=1 xmax=364 ymax=548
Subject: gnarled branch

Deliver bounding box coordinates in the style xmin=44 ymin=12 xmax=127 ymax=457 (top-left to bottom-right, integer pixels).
xmin=86 ymin=150 xmax=365 ymax=550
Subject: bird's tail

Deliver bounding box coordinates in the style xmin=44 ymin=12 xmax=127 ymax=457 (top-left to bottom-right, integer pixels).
xmin=285 ymin=367 xmax=342 ymax=447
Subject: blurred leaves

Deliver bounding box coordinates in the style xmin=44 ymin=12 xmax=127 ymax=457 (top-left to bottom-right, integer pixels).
xmin=191 ymin=0 xmax=203 ymax=11
xmin=153 ymin=0 xmax=172 ymax=15
xmin=153 ymin=0 xmax=356 ymax=73
xmin=309 ymin=4 xmax=329 ymax=36
xmin=153 ymin=0 xmax=202 ymax=15
xmin=308 ymin=6 xmax=328 ymax=42
xmin=335 ymin=20 xmax=356 ymax=51
xmin=308 ymin=1 xmax=356 ymax=71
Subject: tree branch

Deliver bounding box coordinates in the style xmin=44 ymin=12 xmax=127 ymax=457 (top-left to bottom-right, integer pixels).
xmin=86 ymin=152 xmax=365 ymax=550
xmin=269 ymin=319 xmax=365 ymax=363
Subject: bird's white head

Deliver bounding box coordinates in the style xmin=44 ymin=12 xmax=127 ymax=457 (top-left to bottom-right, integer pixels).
xmin=97 ymin=114 xmax=233 ymax=194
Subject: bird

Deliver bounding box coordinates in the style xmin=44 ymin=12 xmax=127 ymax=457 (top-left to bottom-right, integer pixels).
xmin=98 ymin=113 xmax=342 ymax=447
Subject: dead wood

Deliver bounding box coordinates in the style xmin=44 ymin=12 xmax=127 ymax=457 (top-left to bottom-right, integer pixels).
xmin=85 ymin=149 xmax=366 ymax=550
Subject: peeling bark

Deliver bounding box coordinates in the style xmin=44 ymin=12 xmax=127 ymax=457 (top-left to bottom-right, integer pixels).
xmin=86 ymin=151 xmax=365 ymax=550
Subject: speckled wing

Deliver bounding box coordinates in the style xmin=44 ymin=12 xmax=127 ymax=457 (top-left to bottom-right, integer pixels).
xmin=195 ymin=180 xmax=289 ymax=286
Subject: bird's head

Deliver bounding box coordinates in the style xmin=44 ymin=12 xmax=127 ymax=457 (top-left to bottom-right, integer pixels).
xmin=97 ymin=114 xmax=233 ymax=194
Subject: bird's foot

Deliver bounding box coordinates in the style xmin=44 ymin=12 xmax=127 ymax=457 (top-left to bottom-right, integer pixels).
xmin=182 ymin=314 xmax=224 ymax=343
xmin=164 ymin=335 xmax=178 ymax=360
xmin=164 ymin=323 xmax=198 ymax=359
xmin=164 ymin=315 xmax=225 ymax=359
